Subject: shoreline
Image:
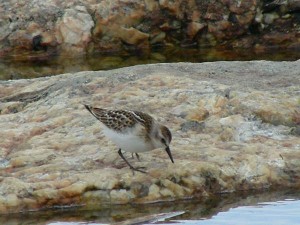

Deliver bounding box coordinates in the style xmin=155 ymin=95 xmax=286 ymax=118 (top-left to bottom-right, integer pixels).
xmin=0 ymin=61 xmax=299 ymax=214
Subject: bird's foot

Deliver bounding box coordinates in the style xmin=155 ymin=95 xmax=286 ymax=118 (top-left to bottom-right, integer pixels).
xmin=130 ymin=166 xmax=147 ymax=174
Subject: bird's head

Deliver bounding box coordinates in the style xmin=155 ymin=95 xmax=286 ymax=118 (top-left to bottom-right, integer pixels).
xmin=154 ymin=125 xmax=174 ymax=163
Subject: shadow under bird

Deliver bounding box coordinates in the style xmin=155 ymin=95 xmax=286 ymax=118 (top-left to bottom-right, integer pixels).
xmin=84 ymin=105 xmax=174 ymax=173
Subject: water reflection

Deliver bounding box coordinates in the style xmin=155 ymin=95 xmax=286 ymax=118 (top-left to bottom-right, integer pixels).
xmin=1 ymin=190 xmax=299 ymax=225
xmin=0 ymin=47 xmax=300 ymax=80
xmin=175 ymin=200 xmax=300 ymax=225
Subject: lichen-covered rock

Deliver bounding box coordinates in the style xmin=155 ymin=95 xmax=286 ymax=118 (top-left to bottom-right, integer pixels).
xmin=0 ymin=61 xmax=300 ymax=214
xmin=0 ymin=0 xmax=299 ymax=57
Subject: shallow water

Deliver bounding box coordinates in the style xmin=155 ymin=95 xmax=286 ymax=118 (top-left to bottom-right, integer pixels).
xmin=171 ymin=200 xmax=300 ymax=225
xmin=1 ymin=190 xmax=300 ymax=225
xmin=1 ymin=47 xmax=300 ymax=80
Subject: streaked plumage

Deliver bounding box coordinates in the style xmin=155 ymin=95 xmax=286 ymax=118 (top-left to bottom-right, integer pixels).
xmin=84 ymin=105 xmax=174 ymax=173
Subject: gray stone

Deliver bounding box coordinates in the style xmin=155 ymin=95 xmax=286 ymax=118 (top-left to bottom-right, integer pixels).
xmin=0 ymin=61 xmax=300 ymax=213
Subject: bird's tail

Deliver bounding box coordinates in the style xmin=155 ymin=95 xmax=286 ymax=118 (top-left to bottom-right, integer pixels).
xmin=84 ymin=104 xmax=93 ymax=114
xmin=84 ymin=104 xmax=106 ymax=121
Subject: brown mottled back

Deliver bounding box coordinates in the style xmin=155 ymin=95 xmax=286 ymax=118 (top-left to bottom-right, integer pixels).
xmin=84 ymin=105 xmax=153 ymax=133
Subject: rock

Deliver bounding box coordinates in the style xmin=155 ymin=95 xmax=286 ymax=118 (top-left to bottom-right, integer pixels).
xmin=0 ymin=0 xmax=299 ymax=57
xmin=145 ymin=0 xmax=159 ymax=11
xmin=236 ymin=11 xmax=256 ymax=26
xmin=208 ymin=21 xmax=233 ymax=39
xmin=229 ymin=90 xmax=299 ymax=126
xmin=264 ymin=13 xmax=280 ymax=24
xmin=264 ymin=0 xmax=300 ymax=12
xmin=180 ymin=121 xmax=205 ymax=132
xmin=150 ymin=32 xmax=166 ymax=44
xmin=204 ymin=2 xmax=228 ymax=21
xmin=287 ymin=0 xmax=300 ymax=11
xmin=0 ymin=20 xmax=10 ymax=42
xmin=159 ymin=0 xmax=183 ymax=18
xmin=147 ymin=184 xmax=161 ymax=199
xmin=262 ymin=32 xmax=296 ymax=45
xmin=187 ymin=22 xmax=206 ymax=39
xmin=56 ymin=7 xmax=94 ymax=50
xmin=0 ymin=61 xmax=300 ymax=213
xmin=291 ymin=126 xmax=300 ymax=136
xmin=8 ymin=30 xmax=32 ymax=50
xmin=230 ymin=0 xmax=257 ymax=14
xmin=118 ymin=27 xmax=149 ymax=46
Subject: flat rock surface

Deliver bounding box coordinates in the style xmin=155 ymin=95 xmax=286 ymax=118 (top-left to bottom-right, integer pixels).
xmin=0 ymin=61 xmax=300 ymax=214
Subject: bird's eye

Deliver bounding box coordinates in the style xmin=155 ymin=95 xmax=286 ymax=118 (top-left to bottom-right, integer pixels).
xmin=161 ymin=138 xmax=166 ymax=144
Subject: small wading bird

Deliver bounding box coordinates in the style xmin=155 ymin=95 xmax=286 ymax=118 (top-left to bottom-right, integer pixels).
xmin=84 ymin=105 xmax=174 ymax=173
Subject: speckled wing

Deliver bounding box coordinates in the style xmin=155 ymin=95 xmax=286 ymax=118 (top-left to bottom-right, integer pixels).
xmin=85 ymin=105 xmax=155 ymax=132
xmin=84 ymin=105 xmax=137 ymax=131
xmin=131 ymin=111 xmax=153 ymax=133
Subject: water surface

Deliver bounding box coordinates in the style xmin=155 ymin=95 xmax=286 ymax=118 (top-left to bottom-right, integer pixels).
xmin=1 ymin=47 xmax=300 ymax=80
xmin=1 ymin=190 xmax=299 ymax=225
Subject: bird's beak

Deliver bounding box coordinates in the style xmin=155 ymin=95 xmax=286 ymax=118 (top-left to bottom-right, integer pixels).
xmin=165 ymin=146 xmax=174 ymax=163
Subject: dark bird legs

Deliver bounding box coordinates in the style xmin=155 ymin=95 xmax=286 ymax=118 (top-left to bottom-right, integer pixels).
xmin=118 ymin=149 xmax=146 ymax=173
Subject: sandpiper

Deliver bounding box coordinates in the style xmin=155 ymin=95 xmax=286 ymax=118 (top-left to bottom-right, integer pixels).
xmin=84 ymin=105 xmax=174 ymax=173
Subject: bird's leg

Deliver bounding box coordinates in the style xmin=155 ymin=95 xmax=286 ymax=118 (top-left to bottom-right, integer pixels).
xmin=118 ymin=149 xmax=146 ymax=173
xmin=131 ymin=153 xmax=140 ymax=161
xmin=135 ymin=153 xmax=140 ymax=161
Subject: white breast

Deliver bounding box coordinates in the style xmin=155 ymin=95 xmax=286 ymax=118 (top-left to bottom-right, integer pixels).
xmin=102 ymin=127 xmax=154 ymax=153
